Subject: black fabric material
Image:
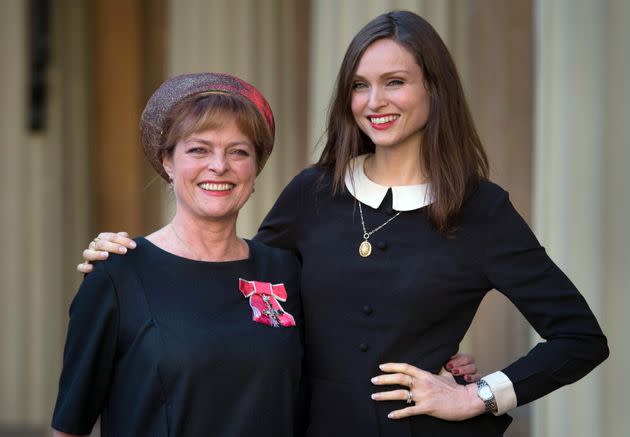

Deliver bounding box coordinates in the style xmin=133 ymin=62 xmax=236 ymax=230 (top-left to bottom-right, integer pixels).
xmin=256 ymin=167 xmax=608 ymax=437
xmin=52 ymin=238 xmax=303 ymax=437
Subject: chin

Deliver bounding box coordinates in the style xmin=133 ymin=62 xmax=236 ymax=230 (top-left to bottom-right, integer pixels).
xmin=372 ymin=139 xmax=404 ymax=149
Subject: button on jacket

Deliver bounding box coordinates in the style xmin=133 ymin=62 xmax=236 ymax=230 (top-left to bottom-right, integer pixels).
xmin=255 ymin=164 xmax=608 ymax=437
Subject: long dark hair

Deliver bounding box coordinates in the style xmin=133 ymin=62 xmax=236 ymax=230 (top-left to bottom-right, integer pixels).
xmin=316 ymin=10 xmax=489 ymax=234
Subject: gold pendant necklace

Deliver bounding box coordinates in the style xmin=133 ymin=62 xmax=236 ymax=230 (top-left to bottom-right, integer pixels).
xmin=357 ymin=202 xmax=401 ymax=257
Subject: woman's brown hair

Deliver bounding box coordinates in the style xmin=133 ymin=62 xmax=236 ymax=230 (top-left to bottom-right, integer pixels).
xmin=160 ymin=92 xmax=273 ymax=173
xmin=316 ymin=10 xmax=489 ymax=234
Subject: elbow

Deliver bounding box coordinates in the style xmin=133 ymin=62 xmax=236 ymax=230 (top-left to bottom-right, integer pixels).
xmin=595 ymin=335 xmax=610 ymax=365
xmin=581 ymin=332 xmax=609 ymax=370
xmin=566 ymin=332 xmax=609 ymax=375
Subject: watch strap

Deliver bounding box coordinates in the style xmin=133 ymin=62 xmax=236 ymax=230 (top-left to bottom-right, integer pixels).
xmin=476 ymin=379 xmax=498 ymax=413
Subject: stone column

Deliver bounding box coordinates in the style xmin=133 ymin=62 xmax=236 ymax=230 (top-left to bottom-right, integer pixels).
xmin=0 ymin=0 xmax=29 ymax=423
xmin=0 ymin=0 xmax=91 ymax=426
xmin=533 ymin=0 xmax=629 ymax=435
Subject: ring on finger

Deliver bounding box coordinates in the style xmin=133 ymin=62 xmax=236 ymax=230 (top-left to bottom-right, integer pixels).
xmin=406 ymin=390 xmax=414 ymax=404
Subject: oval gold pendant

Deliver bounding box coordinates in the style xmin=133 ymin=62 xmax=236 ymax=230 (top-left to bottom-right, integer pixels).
xmin=359 ymin=240 xmax=372 ymax=257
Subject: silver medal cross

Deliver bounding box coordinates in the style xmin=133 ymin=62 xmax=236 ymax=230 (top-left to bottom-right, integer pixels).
xmin=261 ymin=294 xmax=284 ymax=327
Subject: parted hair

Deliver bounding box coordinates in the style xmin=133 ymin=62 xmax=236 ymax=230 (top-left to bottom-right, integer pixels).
xmin=316 ymin=10 xmax=489 ymax=235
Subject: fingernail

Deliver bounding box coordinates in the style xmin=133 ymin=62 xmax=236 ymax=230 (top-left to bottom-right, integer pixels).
xmin=379 ymin=364 xmax=385 ymax=370
xmin=100 ymin=252 xmax=109 ymax=259
xmin=388 ymin=413 xmax=394 ymax=419
xmin=452 ymin=369 xmax=459 ymax=375
xmin=371 ymin=393 xmax=379 ymax=400
xmin=130 ymin=241 xmax=136 ymax=248
xmin=119 ymin=247 xmax=127 ymax=254
xmin=371 ymin=377 xmax=379 ymax=384
xmin=446 ymin=363 xmax=453 ymax=370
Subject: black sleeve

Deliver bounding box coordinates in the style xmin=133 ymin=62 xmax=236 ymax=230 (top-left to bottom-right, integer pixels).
xmin=51 ymin=264 xmax=119 ymax=435
xmin=288 ymin=252 xmax=310 ymax=435
xmin=483 ymin=190 xmax=609 ymax=406
xmin=255 ymin=171 xmax=306 ymax=253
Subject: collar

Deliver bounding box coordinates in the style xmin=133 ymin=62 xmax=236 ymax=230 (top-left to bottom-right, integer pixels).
xmin=344 ymin=154 xmax=433 ymax=211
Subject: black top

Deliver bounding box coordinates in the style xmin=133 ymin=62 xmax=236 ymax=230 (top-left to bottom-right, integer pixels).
xmin=256 ymin=167 xmax=608 ymax=437
xmin=52 ymin=237 xmax=303 ymax=437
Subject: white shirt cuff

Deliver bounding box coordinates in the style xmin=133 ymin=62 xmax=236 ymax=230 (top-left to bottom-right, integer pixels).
xmin=482 ymin=371 xmax=517 ymax=415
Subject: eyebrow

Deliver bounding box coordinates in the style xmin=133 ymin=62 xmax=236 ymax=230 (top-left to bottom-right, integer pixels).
xmin=186 ymin=137 xmax=253 ymax=147
xmin=352 ymin=70 xmax=410 ymax=79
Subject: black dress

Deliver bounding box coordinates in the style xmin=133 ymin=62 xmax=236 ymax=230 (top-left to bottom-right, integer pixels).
xmin=52 ymin=238 xmax=303 ymax=437
xmin=256 ymin=167 xmax=608 ymax=437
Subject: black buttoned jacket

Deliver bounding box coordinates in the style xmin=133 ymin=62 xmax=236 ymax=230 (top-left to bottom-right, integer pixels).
xmin=256 ymin=167 xmax=608 ymax=437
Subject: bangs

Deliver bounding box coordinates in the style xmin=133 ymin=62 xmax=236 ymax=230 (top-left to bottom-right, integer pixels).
xmin=161 ymin=93 xmax=273 ymax=169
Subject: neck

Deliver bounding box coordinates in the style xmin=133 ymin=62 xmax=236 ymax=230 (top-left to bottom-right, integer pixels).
xmin=148 ymin=213 xmax=247 ymax=262
xmin=366 ymin=143 xmax=427 ymax=186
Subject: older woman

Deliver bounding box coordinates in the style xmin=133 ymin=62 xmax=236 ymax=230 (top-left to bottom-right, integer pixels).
xmin=52 ymin=73 xmax=303 ymax=436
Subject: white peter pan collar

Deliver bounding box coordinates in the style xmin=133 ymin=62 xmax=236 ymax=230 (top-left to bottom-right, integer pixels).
xmin=344 ymin=154 xmax=433 ymax=211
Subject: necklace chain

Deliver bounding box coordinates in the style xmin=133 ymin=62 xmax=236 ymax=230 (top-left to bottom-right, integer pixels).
xmin=170 ymin=223 xmax=205 ymax=261
xmin=170 ymin=223 xmax=246 ymax=261
xmin=358 ymin=202 xmax=401 ymax=239
xmin=357 ymin=202 xmax=401 ymax=257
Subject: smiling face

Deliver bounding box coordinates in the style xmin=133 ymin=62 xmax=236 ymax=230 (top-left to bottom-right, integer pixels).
xmin=350 ymin=38 xmax=430 ymax=153
xmin=162 ymin=117 xmax=257 ymax=224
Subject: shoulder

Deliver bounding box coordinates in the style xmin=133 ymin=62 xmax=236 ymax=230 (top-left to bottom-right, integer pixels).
xmin=91 ymin=238 xmax=138 ymax=272
xmin=463 ymin=179 xmax=509 ymax=216
xmin=88 ymin=237 xmax=154 ymax=284
xmin=248 ymin=239 xmax=299 ymax=267
xmin=270 ymin=166 xmax=333 ymax=213
xmin=71 ymin=258 xmax=120 ymax=319
xmin=247 ymin=240 xmax=301 ymax=296
xmin=284 ymin=166 xmax=330 ymax=193
xmin=296 ymin=165 xmax=327 ymax=182
xmin=248 ymin=240 xmax=300 ymax=282
xmin=470 ymin=179 xmax=508 ymax=204
xmin=460 ymin=180 xmax=536 ymax=244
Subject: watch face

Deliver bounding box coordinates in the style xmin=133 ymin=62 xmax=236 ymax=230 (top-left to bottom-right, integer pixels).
xmin=479 ymin=385 xmax=493 ymax=400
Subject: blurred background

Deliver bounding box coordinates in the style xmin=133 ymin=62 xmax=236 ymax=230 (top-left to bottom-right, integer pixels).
xmin=1 ymin=0 xmax=628 ymax=436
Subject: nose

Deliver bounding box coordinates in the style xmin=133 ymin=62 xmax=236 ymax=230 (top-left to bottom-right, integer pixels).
xmin=368 ymin=86 xmax=387 ymax=110
xmin=207 ymin=152 xmax=228 ymax=174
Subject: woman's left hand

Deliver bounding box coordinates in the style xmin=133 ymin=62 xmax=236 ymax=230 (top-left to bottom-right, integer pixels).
xmin=444 ymin=352 xmax=480 ymax=382
xmin=371 ymin=362 xmax=485 ymax=421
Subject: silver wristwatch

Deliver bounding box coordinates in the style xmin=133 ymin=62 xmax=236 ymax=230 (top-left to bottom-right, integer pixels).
xmin=476 ymin=379 xmax=498 ymax=413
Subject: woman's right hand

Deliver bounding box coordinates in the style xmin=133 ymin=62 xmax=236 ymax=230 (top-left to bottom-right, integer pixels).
xmin=77 ymin=232 xmax=136 ymax=273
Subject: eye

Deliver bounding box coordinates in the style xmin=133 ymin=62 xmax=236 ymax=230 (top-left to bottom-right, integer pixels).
xmin=230 ymin=148 xmax=251 ymax=157
xmin=387 ymin=79 xmax=404 ymax=86
xmin=186 ymin=146 xmax=207 ymax=154
xmin=352 ymin=81 xmax=367 ymax=90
